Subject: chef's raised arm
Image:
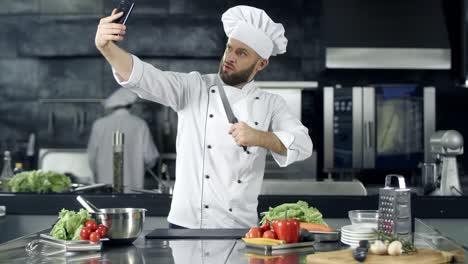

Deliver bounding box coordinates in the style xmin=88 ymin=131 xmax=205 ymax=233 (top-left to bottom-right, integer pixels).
xmin=269 ymin=95 xmax=313 ymax=167
xmin=111 ymin=55 xmax=198 ymax=112
xmin=95 ymin=10 xmax=195 ymax=112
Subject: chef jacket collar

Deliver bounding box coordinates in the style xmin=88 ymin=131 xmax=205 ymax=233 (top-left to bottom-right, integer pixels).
xmin=111 ymin=108 xmax=130 ymax=115
xmin=218 ymin=74 xmax=257 ymax=97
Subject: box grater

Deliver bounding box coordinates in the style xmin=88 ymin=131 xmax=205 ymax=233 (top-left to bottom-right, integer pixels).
xmin=378 ymin=174 xmax=412 ymax=242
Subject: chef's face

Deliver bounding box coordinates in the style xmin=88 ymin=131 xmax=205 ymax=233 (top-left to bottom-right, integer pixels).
xmin=219 ymin=38 xmax=268 ymax=87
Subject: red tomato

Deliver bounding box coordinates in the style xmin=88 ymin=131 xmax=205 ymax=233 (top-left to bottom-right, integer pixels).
xmin=262 ymin=230 xmax=277 ymax=239
xmin=85 ymin=220 xmax=98 ymax=231
xmin=260 ymin=219 xmax=271 ymax=233
xmin=89 ymin=231 xmax=101 ymax=243
xmin=245 ymin=227 xmax=263 ymax=238
xmin=97 ymin=224 xmax=108 ymax=234
xmin=96 ymin=228 xmax=107 ymax=237
xmin=80 ymin=226 xmax=92 ymax=240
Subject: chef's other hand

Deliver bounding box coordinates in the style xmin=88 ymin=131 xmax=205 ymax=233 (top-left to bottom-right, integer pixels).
xmin=95 ymin=9 xmax=126 ymax=50
xmin=229 ymin=122 xmax=261 ymax=147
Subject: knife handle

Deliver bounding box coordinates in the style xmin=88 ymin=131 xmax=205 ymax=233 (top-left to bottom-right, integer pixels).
xmin=231 ymin=118 xmax=249 ymax=153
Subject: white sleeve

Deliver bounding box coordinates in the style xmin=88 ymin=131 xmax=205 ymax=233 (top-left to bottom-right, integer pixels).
xmin=269 ymin=96 xmax=313 ymax=167
xmin=112 ymin=54 xmax=200 ymax=112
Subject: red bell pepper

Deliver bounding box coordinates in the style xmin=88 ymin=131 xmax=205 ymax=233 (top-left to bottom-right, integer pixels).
xmin=272 ymin=219 xmax=300 ymax=243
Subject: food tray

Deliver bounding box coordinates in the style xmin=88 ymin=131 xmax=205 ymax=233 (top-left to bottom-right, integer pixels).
xmin=40 ymin=234 xmax=109 ymax=244
xmin=26 ymin=234 xmax=106 ymax=256
xmin=243 ymin=240 xmax=315 ymax=254
xmin=38 ymin=233 xmax=108 ymax=252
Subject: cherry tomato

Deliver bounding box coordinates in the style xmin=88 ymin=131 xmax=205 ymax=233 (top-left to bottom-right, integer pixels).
xmin=89 ymin=231 xmax=101 ymax=243
xmin=96 ymin=228 xmax=107 ymax=237
xmin=245 ymin=227 xmax=263 ymax=238
xmin=97 ymin=224 xmax=109 ymax=237
xmin=80 ymin=226 xmax=92 ymax=240
xmin=262 ymin=230 xmax=277 ymax=239
xmin=85 ymin=220 xmax=98 ymax=231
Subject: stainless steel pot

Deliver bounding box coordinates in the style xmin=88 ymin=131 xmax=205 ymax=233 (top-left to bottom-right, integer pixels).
xmin=76 ymin=196 xmax=146 ymax=244
xmin=93 ymin=208 xmax=146 ymax=244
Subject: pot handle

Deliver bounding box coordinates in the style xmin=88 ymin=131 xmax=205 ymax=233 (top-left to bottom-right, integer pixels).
xmin=76 ymin=195 xmax=100 ymax=214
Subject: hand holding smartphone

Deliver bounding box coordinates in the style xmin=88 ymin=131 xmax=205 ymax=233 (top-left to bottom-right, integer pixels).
xmin=115 ymin=0 xmax=135 ymax=25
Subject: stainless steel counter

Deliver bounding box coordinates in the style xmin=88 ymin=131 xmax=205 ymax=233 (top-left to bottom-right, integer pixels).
xmin=0 ymin=230 xmax=320 ymax=264
xmin=0 ymin=216 xmax=466 ymax=264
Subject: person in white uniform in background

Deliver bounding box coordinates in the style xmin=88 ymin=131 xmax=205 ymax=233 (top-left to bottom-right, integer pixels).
xmin=87 ymin=87 xmax=160 ymax=189
xmin=94 ymin=5 xmax=313 ymax=228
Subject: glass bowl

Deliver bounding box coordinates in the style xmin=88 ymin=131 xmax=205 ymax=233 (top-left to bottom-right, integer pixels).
xmin=348 ymin=210 xmax=378 ymax=225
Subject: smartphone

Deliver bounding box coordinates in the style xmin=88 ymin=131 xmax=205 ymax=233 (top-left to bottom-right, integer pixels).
xmin=115 ymin=0 xmax=135 ymax=25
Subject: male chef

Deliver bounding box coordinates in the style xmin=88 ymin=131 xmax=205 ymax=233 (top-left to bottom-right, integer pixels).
xmin=95 ymin=5 xmax=313 ymax=228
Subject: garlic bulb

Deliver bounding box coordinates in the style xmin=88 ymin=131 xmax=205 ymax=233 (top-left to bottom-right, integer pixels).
xmin=369 ymin=240 xmax=387 ymax=255
xmin=387 ymin=240 xmax=403 ymax=256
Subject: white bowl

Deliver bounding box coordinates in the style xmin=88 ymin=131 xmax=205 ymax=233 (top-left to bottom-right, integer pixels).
xmin=348 ymin=210 xmax=378 ymax=225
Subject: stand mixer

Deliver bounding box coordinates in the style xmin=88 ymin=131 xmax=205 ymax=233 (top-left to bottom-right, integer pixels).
xmin=426 ymin=130 xmax=464 ymax=196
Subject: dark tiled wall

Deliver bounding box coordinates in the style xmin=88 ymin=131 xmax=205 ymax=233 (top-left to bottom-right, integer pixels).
xmin=3 ymin=0 xmax=468 ymax=185
xmin=0 ymin=0 xmax=323 ymax=167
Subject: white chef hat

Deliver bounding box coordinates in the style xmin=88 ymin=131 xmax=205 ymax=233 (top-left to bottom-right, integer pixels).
xmin=221 ymin=5 xmax=288 ymax=59
xmin=103 ymin=87 xmax=137 ymax=109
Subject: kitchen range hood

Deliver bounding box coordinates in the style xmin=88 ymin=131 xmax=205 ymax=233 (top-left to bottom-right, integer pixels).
xmin=323 ymin=0 xmax=451 ymax=70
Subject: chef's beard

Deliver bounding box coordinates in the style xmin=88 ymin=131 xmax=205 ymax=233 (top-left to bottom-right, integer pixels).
xmin=219 ymin=60 xmax=257 ymax=87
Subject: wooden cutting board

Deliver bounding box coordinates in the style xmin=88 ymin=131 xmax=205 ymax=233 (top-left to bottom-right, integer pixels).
xmin=306 ymin=248 xmax=465 ymax=264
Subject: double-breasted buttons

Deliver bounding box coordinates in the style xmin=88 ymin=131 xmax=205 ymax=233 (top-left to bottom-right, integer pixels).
xmin=209 ymin=114 xmax=214 ymax=118
xmin=204 ymin=205 xmax=209 ymax=209
xmin=253 ymin=96 xmax=260 ymax=127
xmin=207 ymin=145 xmax=212 ymax=149
xmin=205 ymin=175 xmax=210 ymax=179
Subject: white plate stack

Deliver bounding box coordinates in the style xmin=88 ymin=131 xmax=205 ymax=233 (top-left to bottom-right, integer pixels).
xmin=340 ymin=223 xmax=378 ymax=247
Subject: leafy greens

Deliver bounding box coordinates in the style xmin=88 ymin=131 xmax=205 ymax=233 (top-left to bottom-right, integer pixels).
xmin=7 ymin=170 xmax=71 ymax=193
xmin=50 ymin=208 xmax=92 ymax=240
xmin=260 ymin=200 xmax=327 ymax=226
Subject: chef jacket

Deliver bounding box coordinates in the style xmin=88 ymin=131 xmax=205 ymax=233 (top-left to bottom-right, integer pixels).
xmin=87 ymin=108 xmax=159 ymax=189
xmin=170 ymin=240 xmax=235 ymax=264
xmin=114 ymin=55 xmax=313 ymax=228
